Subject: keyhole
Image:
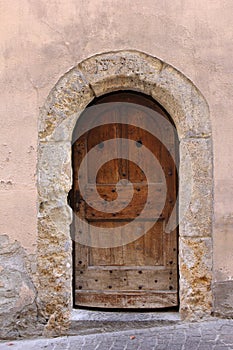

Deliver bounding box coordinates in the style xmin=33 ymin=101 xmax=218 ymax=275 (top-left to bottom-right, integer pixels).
xmin=136 ymin=140 xmax=143 ymax=148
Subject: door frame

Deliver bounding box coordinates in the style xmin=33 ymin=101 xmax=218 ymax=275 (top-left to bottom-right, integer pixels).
xmin=38 ymin=50 xmax=213 ymax=334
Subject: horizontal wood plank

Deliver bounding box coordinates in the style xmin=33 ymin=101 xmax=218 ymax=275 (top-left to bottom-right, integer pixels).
xmin=84 ymin=183 xmax=167 ymax=220
xmin=75 ymin=290 xmax=178 ymax=308
xmin=75 ymin=267 xmax=177 ymax=291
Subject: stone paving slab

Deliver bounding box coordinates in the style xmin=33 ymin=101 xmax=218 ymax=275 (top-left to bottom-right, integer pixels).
xmin=1 ymin=318 xmax=233 ymax=349
xmin=69 ymin=310 xmax=181 ymax=336
xmin=71 ymin=309 xmax=181 ymax=322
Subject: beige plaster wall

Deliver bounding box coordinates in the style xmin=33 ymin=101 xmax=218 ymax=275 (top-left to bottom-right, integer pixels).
xmin=0 ymin=0 xmax=233 ymax=306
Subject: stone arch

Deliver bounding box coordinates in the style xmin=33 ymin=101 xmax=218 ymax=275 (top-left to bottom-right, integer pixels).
xmin=38 ymin=50 xmax=213 ymax=334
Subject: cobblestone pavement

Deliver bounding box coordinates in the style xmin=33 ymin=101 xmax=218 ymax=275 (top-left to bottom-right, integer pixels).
xmin=1 ymin=318 xmax=233 ymax=349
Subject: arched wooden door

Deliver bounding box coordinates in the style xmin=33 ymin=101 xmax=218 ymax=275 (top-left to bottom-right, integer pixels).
xmin=70 ymin=92 xmax=179 ymax=308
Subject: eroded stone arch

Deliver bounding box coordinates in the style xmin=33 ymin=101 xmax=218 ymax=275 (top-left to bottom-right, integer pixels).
xmin=38 ymin=50 xmax=213 ymax=334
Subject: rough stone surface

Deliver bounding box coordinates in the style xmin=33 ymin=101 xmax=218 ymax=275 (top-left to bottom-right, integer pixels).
xmin=152 ymin=64 xmax=211 ymax=139
xmin=179 ymin=237 xmax=213 ymax=319
xmin=38 ymin=142 xmax=72 ymax=199
xmin=213 ymin=214 xmax=233 ymax=283
xmin=79 ymin=51 xmax=211 ymax=140
xmin=39 ymin=69 xmax=94 ymax=142
xmin=179 ymin=138 xmax=213 ymax=237
xmin=79 ymin=51 xmax=163 ymax=96
xmin=0 ymin=235 xmax=42 ymax=339
xmin=213 ymin=280 xmax=233 ymax=318
xmin=1 ymin=318 xmax=233 ymax=349
xmin=37 ymin=50 xmax=213 ymax=335
xmin=37 ymin=140 xmax=73 ymax=337
xmin=37 ymin=204 xmax=72 ymax=337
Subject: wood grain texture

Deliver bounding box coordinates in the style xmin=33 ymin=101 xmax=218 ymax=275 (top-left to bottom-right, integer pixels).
xmin=75 ymin=290 xmax=178 ymax=308
xmin=71 ymin=92 xmax=179 ymax=308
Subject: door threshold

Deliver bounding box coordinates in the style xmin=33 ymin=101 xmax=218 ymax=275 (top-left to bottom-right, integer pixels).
xmin=69 ymin=308 xmax=181 ymax=336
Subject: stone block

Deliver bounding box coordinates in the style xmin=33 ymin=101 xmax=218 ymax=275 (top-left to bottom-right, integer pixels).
xmin=0 ymin=235 xmax=40 ymax=339
xmin=213 ymin=280 xmax=233 ymax=317
xmin=151 ymin=64 xmax=211 ymax=139
xmin=38 ymin=142 xmax=72 ymax=199
xmin=79 ymin=51 xmax=163 ymax=97
xmin=39 ymin=68 xmax=94 ymax=141
xmin=179 ymin=138 xmax=213 ymax=237
xmin=179 ymin=237 xmax=213 ymax=320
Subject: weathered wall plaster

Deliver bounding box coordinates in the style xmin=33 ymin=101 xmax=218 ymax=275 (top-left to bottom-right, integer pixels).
xmin=0 ymin=0 xmax=233 ymax=338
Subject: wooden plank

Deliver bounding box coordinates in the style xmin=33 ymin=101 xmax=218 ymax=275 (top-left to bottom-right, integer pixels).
xmin=72 ymin=91 xmax=179 ymax=309
xmin=75 ymin=290 xmax=178 ymax=308
xmin=84 ymin=183 xmax=166 ymax=220
xmin=88 ymin=221 xmax=124 ymax=266
xmin=76 ymin=267 xmax=177 ymax=291
xmin=84 ymin=220 xmax=165 ymax=267
xmin=87 ymin=122 xmax=120 ymax=184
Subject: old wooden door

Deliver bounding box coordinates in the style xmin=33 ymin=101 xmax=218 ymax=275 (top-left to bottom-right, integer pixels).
xmin=70 ymin=92 xmax=178 ymax=308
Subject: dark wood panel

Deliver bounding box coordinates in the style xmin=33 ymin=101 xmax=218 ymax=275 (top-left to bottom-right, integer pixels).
xmin=83 ymin=183 xmax=167 ymax=220
xmin=71 ymin=92 xmax=179 ymax=309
